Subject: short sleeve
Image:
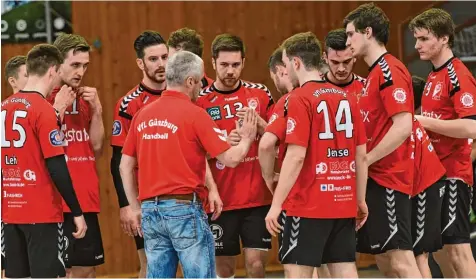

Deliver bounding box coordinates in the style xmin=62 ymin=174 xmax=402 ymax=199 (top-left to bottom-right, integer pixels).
xmin=193 ymin=109 xmax=231 ymax=158
xmin=36 ymin=106 xmax=66 ymax=159
xmin=265 ymin=116 xmax=286 ymax=143
xmin=380 ymin=67 xmax=414 ymax=117
xmin=285 ymin=94 xmax=311 ymax=148
xmin=122 ymin=115 xmax=138 ymax=158
xmin=451 ymin=73 xmax=476 ymax=119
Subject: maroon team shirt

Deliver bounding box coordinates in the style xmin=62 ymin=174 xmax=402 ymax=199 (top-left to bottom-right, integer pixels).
xmin=2 ymin=91 xmax=65 ymax=223
xmin=411 ymin=118 xmax=446 ymax=196
xmin=196 ymin=80 xmax=274 ymax=211
xmin=47 ymin=88 xmax=100 ymax=212
xmin=421 ymin=57 xmax=476 ymax=186
xmin=284 ymin=81 xmax=367 ymax=219
xmin=359 ymin=53 xmax=415 ymax=195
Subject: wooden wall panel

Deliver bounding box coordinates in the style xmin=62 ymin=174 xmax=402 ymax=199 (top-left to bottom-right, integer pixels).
xmin=1 ymin=1 xmax=435 ymax=277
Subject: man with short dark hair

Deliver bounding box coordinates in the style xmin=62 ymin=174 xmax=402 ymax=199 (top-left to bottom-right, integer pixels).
xmin=5 ymin=55 xmax=28 ymax=94
xmin=120 ymin=50 xmax=258 ymax=278
xmin=323 ymin=28 xmax=365 ymax=96
xmin=196 ymin=33 xmax=274 ymax=278
xmin=411 ymin=8 xmax=476 ymax=277
xmin=2 ymin=43 xmax=87 ymax=278
xmin=344 ymin=3 xmax=421 ymax=277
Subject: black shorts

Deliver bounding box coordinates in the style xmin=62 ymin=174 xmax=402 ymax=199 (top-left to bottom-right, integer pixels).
xmin=208 ymin=205 xmax=272 ymax=256
xmin=134 ymin=235 xmax=144 ymax=250
xmin=279 ymin=217 xmax=356 ymax=267
xmin=441 ymin=179 xmax=472 ymax=244
xmin=4 ymin=222 xmax=66 ymax=278
xmin=412 ymin=180 xmax=445 ymax=256
xmin=1 ymin=222 xmax=5 ymax=271
xmin=64 ymin=213 xmax=105 ymax=267
xmin=278 ymin=210 xmax=287 ymax=254
xmin=356 ymin=178 xmax=413 ymax=254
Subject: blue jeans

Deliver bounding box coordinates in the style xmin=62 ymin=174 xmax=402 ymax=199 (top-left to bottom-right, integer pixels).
xmin=141 ymin=196 xmax=216 ymax=278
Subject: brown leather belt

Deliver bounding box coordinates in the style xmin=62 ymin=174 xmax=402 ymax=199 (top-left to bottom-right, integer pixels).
xmin=142 ymin=193 xmax=197 ymax=203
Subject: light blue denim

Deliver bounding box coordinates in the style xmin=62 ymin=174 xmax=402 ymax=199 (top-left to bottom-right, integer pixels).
xmin=141 ymin=196 xmax=216 ymax=278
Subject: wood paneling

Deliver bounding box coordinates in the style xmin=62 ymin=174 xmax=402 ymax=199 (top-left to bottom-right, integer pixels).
xmin=1 ymin=2 xmax=435 ymax=277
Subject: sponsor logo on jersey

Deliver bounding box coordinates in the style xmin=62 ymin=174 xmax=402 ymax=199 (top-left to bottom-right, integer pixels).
xmin=268 ymin=113 xmax=278 ymax=125
xmin=315 ymin=162 xmax=328 ymax=174
xmin=207 ymin=106 xmax=222 ymax=120
xmin=247 ymin=97 xmax=259 ymax=111
xmin=432 ymin=82 xmax=442 ymax=100
xmin=286 ymin=118 xmax=296 ymax=134
xmin=461 ymin=92 xmax=474 ymax=108
xmin=23 ymin=170 xmax=36 ymax=181
xmin=216 ymin=160 xmax=225 ymax=170
xmin=49 ymin=129 xmax=65 ymax=146
xmin=393 ymin=88 xmax=407 ymax=104
xmin=112 ymin=120 xmax=122 ymax=136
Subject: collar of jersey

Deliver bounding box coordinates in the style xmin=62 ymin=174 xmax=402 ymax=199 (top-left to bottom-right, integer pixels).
xmin=161 ymin=90 xmax=191 ymax=101
xmin=325 ymin=72 xmax=355 ymax=88
xmin=301 ymin=79 xmax=326 ymax=87
xmin=211 ymin=80 xmax=242 ymax=94
xmin=433 ymin=56 xmax=456 ymax=72
xmin=19 ymin=90 xmax=45 ymax=98
xmin=139 ymin=82 xmax=165 ymax=95
xmin=368 ymin=52 xmax=389 ymax=72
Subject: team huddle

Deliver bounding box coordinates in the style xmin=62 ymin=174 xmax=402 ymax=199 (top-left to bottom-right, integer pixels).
xmin=2 ymin=2 xmax=476 ymax=279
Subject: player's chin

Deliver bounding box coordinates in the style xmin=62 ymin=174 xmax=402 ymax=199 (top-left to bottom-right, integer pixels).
xmin=418 ymin=52 xmax=430 ymax=61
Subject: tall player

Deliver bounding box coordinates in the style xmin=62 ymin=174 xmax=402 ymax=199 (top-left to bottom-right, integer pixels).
xmin=344 ymin=3 xmax=421 ymax=277
xmin=2 ymin=44 xmax=87 ymax=278
xmin=264 ymin=32 xmax=368 ymax=278
xmin=5 ymin=55 xmax=28 ymax=94
xmin=196 ymin=33 xmax=274 ymax=278
xmin=110 ymin=30 xmax=168 ymax=278
xmin=411 ymin=8 xmax=476 ymax=277
xmin=167 ymin=27 xmax=214 ymax=87
xmin=322 ymin=28 xmax=366 ymax=96
xmin=48 ymin=33 xmax=105 ymax=278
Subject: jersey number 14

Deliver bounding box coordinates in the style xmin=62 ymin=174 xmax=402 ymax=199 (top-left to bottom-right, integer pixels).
xmin=317 ymin=100 xmax=353 ymax=140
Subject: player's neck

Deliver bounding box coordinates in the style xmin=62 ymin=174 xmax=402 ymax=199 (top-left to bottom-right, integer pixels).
xmin=285 ymin=84 xmax=294 ymax=93
xmin=214 ymin=79 xmax=240 ymax=92
xmin=141 ymin=77 xmax=166 ymax=91
xmin=22 ymin=77 xmax=51 ymax=98
xmin=326 ymin=71 xmax=353 ymax=85
xmin=431 ymin=47 xmax=454 ymax=70
xmin=298 ymin=70 xmax=323 ymax=87
xmin=364 ymin=44 xmax=387 ymax=68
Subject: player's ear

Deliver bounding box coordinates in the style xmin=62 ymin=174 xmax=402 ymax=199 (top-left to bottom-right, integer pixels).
xmin=365 ymin=27 xmax=373 ymax=40
xmin=441 ymin=35 xmax=449 ymax=46
xmin=211 ymin=58 xmax=217 ymax=71
xmin=136 ymin=58 xmax=144 ymax=71
xmin=8 ymin=77 xmax=16 ymax=89
xmin=241 ymin=58 xmax=246 ymax=69
xmin=322 ymin=52 xmax=328 ymax=64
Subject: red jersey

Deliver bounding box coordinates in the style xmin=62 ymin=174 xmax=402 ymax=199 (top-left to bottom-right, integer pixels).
xmin=111 ymin=83 xmax=164 ymax=147
xmin=265 ymin=93 xmax=291 ymax=170
xmin=196 ymin=80 xmax=274 ymax=211
xmin=325 ymin=73 xmax=366 ymax=98
xmin=421 ymin=57 xmax=476 ymax=185
xmin=122 ymin=90 xmax=230 ymax=201
xmin=359 ymin=53 xmax=415 ymax=194
xmin=411 ymin=118 xmax=446 ymax=196
xmin=201 ymin=75 xmax=214 ymax=89
xmin=1 ymin=91 xmax=65 ymax=223
xmin=284 ymin=81 xmax=367 ymax=218
xmin=47 ymin=88 xmax=99 ymax=212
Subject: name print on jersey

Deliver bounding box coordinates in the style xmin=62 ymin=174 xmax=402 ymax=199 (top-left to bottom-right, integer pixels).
xmin=136 ymin=118 xmax=179 ymax=140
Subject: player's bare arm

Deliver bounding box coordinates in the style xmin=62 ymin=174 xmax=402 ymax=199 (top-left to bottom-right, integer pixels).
xmin=367 ymin=112 xmax=413 ymax=165
xmin=265 ymin=144 xmax=306 ymax=236
xmin=53 ymin=85 xmax=76 ymax=121
xmin=471 ymin=141 xmax=476 ymax=162
xmin=355 ymin=144 xmax=369 ymax=230
xmin=119 ymin=154 xmax=142 ymax=238
xmin=205 ymin=160 xmax=223 ymax=220
xmin=258 ymin=132 xmax=279 ymax=193
xmin=80 ymin=86 xmax=105 ymax=156
xmin=415 ymin=115 xmax=476 ymax=140
xmin=216 ymin=110 xmax=257 ymax=167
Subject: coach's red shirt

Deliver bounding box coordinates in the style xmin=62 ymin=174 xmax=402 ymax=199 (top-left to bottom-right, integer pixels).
xmin=421 ymin=57 xmax=476 ymax=186
xmin=411 ymin=118 xmax=446 ymax=196
xmin=359 ymin=53 xmax=415 ymax=194
xmin=2 ymin=91 xmax=65 ymax=223
xmin=325 ymin=73 xmax=366 ymax=98
xmin=48 ymin=88 xmax=99 ymax=212
xmin=196 ymin=80 xmax=274 ymax=211
xmin=284 ymin=81 xmax=367 ymax=219
xmin=122 ymin=90 xmax=231 ymax=201
xmin=111 ymin=83 xmax=164 ymax=148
